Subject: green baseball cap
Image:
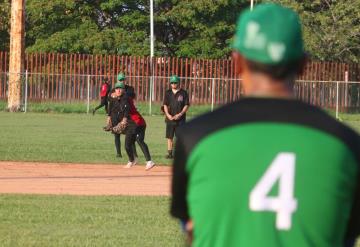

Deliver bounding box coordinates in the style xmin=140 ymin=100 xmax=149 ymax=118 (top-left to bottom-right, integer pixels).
xmin=170 ymin=75 xmax=180 ymax=84
xmin=232 ymin=3 xmax=304 ymax=64
xmin=117 ymin=73 xmax=126 ymax=81
xmin=114 ymin=82 xmax=125 ymax=89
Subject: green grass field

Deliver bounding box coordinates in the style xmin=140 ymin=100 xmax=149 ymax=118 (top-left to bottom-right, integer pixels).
xmin=0 ymin=195 xmax=184 ymax=247
xmin=0 ymin=112 xmax=174 ymax=165
xmin=0 ymin=104 xmax=359 ymax=246
xmin=0 ymin=110 xmax=359 ymax=165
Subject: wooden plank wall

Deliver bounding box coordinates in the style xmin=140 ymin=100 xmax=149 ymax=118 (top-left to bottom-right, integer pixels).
xmin=0 ymin=51 xmax=359 ymax=110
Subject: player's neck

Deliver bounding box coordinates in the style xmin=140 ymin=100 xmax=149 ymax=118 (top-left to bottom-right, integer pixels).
xmin=244 ymin=73 xmax=294 ymax=99
xmin=171 ymin=88 xmax=180 ymax=94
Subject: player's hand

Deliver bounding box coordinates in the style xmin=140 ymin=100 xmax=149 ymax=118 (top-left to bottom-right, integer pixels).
xmin=121 ymin=118 xmax=127 ymax=125
xmin=174 ymin=113 xmax=182 ymax=120
xmin=106 ymin=116 xmax=111 ymax=123
xmin=185 ymin=220 xmax=193 ymax=246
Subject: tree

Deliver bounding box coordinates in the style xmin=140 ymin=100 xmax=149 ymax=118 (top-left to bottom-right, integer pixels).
xmin=8 ymin=0 xmax=25 ymax=112
xmin=0 ymin=0 xmax=359 ymax=62
xmin=25 ymin=0 xmax=151 ymax=55
xmin=0 ymin=0 xmax=11 ymax=51
xmin=24 ymin=0 xmax=247 ymax=58
xmin=268 ymin=0 xmax=360 ymax=62
xmin=154 ymin=0 xmax=247 ymax=58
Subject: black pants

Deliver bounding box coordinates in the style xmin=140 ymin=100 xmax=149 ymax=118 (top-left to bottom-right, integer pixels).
xmin=125 ymin=125 xmax=151 ymax=162
xmin=166 ymin=120 xmax=185 ymax=139
xmin=135 ymin=125 xmax=151 ymax=161
xmin=94 ymin=97 xmax=108 ymax=113
xmin=114 ymin=134 xmax=137 ymax=157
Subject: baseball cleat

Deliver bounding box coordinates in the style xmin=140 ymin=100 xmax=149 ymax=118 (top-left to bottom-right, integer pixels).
xmin=125 ymin=159 xmax=137 ymax=168
xmin=145 ymin=160 xmax=155 ymax=170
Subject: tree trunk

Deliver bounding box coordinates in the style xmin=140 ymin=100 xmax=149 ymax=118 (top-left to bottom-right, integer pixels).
xmin=8 ymin=0 xmax=25 ymax=112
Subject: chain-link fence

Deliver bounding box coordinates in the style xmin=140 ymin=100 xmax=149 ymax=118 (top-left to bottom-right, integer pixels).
xmin=1 ymin=72 xmax=360 ymax=116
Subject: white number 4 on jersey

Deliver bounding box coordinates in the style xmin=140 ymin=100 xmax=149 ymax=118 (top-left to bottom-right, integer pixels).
xmin=249 ymin=152 xmax=298 ymax=230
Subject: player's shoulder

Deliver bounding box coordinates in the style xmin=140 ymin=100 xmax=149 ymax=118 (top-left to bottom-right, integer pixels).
xmin=177 ymin=98 xmax=359 ymax=160
xmin=164 ymin=89 xmax=172 ymax=96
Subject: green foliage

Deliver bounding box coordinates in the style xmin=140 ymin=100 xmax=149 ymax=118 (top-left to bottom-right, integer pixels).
xmin=267 ymin=0 xmax=360 ymax=63
xmin=25 ymin=0 xmax=151 ymax=55
xmin=0 ymin=0 xmax=359 ymax=62
xmin=154 ymin=0 xmax=246 ymax=58
xmin=0 ymin=195 xmax=184 ymax=246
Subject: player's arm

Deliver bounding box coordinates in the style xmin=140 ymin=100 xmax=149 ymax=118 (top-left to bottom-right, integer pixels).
xmin=163 ymin=105 xmax=173 ymax=120
xmin=107 ymin=97 xmax=113 ymax=116
xmin=174 ymin=92 xmax=190 ymax=120
xmin=179 ymin=105 xmax=189 ymax=116
xmin=162 ymin=92 xmax=173 ymax=120
xmin=182 ymin=91 xmax=190 ymax=114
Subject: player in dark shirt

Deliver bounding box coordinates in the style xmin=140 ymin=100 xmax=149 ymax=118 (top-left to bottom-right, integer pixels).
xmin=162 ymin=75 xmax=190 ymax=159
xmin=105 ymin=73 xmax=138 ymax=158
xmin=108 ymin=81 xmax=138 ymax=165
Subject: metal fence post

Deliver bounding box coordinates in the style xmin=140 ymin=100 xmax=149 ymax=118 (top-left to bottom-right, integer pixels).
xmin=211 ymin=78 xmax=215 ymax=111
xmin=87 ymin=75 xmax=90 ymax=114
xmin=344 ymin=71 xmax=348 ymax=108
xmin=24 ymin=70 xmax=28 ymax=113
xmin=336 ymin=81 xmax=339 ymax=119
xmin=149 ymin=76 xmax=153 ymax=115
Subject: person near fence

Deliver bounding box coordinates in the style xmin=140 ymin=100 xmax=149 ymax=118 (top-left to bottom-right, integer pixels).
xmin=93 ymin=77 xmax=111 ymax=115
xmin=108 ymin=81 xmax=155 ymax=170
xmin=105 ymin=73 xmax=138 ymax=158
xmin=162 ymin=75 xmax=190 ymax=159
xmin=127 ymin=90 xmax=155 ymax=170
xmin=171 ymin=3 xmax=360 ymax=247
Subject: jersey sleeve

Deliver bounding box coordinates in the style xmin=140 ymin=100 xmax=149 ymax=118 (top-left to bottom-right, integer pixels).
xmin=163 ymin=91 xmax=169 ymax=106
xmin=171 ymin=134 xmax=190 ymax=221
xmin=107 ymin=97 xmax=113 ymax=116
xmin=184 ymin=90 xmax=190 ymax=106
xmin=100 ymin=84 xmax=108 ymax=96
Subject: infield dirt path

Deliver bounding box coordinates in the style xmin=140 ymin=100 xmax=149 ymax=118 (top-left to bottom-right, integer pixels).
xmin=0 ymin=161 xmax=171 ymax=196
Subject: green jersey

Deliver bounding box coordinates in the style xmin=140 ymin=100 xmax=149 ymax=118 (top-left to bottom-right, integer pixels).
xmin=171 ymin=98 xmax=360 ymax=247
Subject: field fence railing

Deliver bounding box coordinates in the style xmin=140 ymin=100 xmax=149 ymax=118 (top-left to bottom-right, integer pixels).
xmin=1 ymin=72 xmax=360 ymax=116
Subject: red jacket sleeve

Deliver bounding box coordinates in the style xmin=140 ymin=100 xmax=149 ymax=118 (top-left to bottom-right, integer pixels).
xmin=100 ymin=84 xmax=108 ymax=97
xmin=128 ymin=98 xmax=146 ymax=126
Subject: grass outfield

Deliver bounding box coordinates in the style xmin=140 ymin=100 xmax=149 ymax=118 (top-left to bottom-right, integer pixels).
xmin=0 ymin=100 xmax=212 ymax=116
xmin=0 ymin=105 xmax=359 ymax=246
xmin=0 ymin=112 xmax=173 ymax=165
xmin=0 ymin=194 xmax=359 ymax=247
xmin=0 ymin=195 xmax=184 ymax=247
xmin=0 ymin=110 xmax=359 ymax=165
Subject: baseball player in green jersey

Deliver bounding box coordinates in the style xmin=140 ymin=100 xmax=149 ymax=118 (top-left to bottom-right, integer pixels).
xmin=171 ymin=3 xmax=360 ymax=247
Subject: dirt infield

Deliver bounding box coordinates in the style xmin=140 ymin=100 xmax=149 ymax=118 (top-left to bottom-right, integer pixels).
xmin=0 ymin=161 xmax=171 ymax=196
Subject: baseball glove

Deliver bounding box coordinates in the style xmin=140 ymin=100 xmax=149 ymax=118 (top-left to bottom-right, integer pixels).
xmin=112 ymin=120 xmax=128 ymax=134
xmin=103 ymin=117 xmax=113 ymax=132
